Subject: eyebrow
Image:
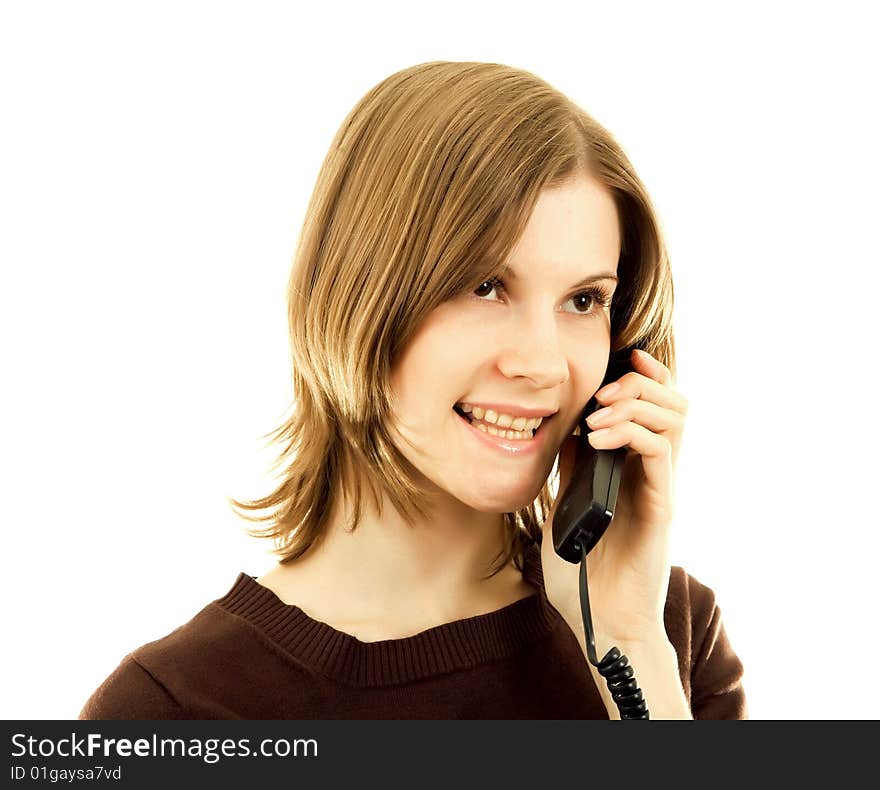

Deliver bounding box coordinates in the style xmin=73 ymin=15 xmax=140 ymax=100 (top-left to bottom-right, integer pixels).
xmin=501 ymin=264 xmax=619 ymax=289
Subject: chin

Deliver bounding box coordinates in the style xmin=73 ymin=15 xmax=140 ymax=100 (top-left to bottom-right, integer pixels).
xmin=462 ymin=484 xmax=545 ymax=514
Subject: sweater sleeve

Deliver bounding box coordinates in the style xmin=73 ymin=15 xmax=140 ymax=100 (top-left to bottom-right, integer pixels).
xmin=78 ymin=655 xmax=187 ymax=720
xmin=687 ymin=578 xmax=748 ymax=720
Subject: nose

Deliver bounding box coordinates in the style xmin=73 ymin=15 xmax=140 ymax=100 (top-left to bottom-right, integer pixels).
xmin=495 ymin=314 xmax=569 ymax=388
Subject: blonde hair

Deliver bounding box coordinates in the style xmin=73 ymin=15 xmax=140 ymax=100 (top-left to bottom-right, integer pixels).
xmin=228 ymin=61 xmax=676 ymax=579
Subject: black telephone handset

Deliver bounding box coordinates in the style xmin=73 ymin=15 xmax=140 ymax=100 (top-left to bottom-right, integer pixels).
xmin=552 ymin=348 xmax=634 ymax=564
xmin=551 ymin=346 xmax=651 ymax=719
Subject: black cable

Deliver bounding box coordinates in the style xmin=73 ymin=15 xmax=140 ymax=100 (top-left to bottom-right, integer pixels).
xmin=576 ymin=539 xmax=650 ymax=720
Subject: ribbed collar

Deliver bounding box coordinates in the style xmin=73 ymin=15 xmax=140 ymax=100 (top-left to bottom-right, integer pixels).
xmin=212 ymin=540 xmax=561 ymax=687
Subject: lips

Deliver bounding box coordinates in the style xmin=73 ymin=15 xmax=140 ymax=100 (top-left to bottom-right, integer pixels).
xmin=454 ymin=407 xmax=535 ymax=437
xmin=453 ymin=405 xmax=554 ymax=439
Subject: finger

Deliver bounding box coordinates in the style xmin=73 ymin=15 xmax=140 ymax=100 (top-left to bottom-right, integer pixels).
xmin=587 ymin=421 xmax=674 ymax=515
xmin=631 ymin=348 xmax=672 ymax=386
xmin=586 ymin=397 xmax=685 ymax=436
xmin=595 ymin=370 xmax=689 ymax=416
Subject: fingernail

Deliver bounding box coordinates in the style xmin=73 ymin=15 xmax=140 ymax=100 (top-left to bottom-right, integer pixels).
xmin=596 ymin=382 xmax=620 ymax=400
xmin=586 ymin=406 xmax=612 ymax=426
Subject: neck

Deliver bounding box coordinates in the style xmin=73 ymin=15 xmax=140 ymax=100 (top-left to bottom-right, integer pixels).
xmin=269 ymin=490 xmax=534 ymax=630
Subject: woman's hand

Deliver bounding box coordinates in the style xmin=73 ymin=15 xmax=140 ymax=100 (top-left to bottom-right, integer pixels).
xmin=540 ymin=347 xmax=689 ymax=647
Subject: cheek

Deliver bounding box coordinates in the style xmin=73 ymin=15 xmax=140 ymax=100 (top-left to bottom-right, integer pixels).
xmin=574 ymin=347 xmax=612 ymax=389
xmin=567 ymin=351 xmax=612 ymax=430
xmin=387 ymin=341 xmax=448 ymax=411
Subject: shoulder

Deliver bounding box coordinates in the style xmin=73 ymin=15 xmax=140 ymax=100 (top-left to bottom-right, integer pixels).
xmin=79 ymin=578 xmax=262 ymax=720
xmin=665 ymin=565 xmax=721 ymax=634
xmin=78 ymin=653 xmax=186 ymax=720
xmin=664 ymin=565 xmax=748 ymax=719
xmin=664 ymin=564 xmax=732 ymax=656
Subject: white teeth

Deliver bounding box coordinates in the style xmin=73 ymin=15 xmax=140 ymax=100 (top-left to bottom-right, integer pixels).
xmin=476 ymin=423 xmax=535 ymax=440
xmin=456 ymin=403 xmax=543 ymax=431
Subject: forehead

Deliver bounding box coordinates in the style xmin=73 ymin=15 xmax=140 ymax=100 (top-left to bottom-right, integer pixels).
xmin=506 ymin=174 xmax=621 ymax=276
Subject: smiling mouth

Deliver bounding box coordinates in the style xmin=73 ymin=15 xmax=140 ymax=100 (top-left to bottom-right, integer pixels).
xmin=453 ymin=404 xmax=548 ymax=439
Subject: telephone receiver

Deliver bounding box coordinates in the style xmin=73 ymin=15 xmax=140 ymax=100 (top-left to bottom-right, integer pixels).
xmin=552 ymin=346 xmax=639 ymax=565
xmin=551 ymin=344 xmax=652 ymax=718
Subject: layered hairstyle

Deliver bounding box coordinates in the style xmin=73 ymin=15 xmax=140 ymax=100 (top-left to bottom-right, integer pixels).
xmin=228 ymin=61 xmax=676 ymax=579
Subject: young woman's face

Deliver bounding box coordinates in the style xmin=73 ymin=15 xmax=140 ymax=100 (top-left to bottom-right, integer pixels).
xmin=388 ymin=171 xmax=621 ymax=513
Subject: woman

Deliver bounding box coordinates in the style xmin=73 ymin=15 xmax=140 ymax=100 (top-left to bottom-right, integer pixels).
xmin=80 ymin=61 xmax=747 ymax=720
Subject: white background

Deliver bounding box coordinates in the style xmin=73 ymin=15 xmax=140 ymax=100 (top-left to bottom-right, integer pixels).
xmin=2 ymin=0 xmax=877 ymax=720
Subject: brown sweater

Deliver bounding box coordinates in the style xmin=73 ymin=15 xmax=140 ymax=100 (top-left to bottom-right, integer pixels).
xmin=79 ymin=541 xmax=747 ymax=719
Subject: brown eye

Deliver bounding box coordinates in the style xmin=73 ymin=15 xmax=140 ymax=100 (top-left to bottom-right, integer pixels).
xmin=471 ymin=277 xmax=613 ymax=318
xmin=572 ymin=292 xmax=595 ymax=313
xmin=473 ymin=280 xmax=497 ymax=298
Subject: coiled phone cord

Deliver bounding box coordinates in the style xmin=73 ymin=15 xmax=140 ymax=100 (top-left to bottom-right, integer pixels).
xmin=576 ymin=539 xmax=650 ymax=719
